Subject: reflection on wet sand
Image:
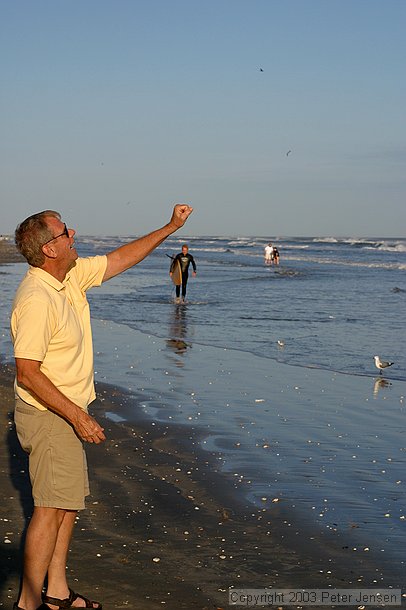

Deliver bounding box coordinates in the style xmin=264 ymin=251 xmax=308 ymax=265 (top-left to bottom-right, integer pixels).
xmin=373 ymin=376 xmax=392 ymax=397
xmin=166 ymin=304 xmax=192 ymax=360
xmin=166 ymin=338 xmax=190 ymax=353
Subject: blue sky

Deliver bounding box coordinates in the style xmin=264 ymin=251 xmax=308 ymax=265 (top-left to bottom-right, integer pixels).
xmin=1 ymin=0 xmax=405 ymax=236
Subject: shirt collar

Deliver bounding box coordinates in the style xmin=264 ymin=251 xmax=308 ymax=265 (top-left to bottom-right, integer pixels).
xmin=28 ymin=266 xmax=70 ymax=292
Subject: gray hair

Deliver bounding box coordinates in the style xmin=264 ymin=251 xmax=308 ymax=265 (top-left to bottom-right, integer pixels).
xmin=15 ymin=210 xmax=61 ymax=267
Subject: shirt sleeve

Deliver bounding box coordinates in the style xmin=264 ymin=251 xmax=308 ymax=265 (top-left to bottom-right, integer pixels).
xmin=70 ymin=255 xmax=108 ymax=291
xmin=12 ymin=297 xmax=56 ymax=361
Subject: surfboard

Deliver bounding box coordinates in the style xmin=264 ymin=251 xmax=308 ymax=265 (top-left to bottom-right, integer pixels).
xmin=171 ymin=258 xmax=182 ymax=285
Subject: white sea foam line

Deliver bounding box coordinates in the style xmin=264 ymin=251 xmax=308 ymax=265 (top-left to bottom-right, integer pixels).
xmin=280 ymin=255 xmax=406 ymax=270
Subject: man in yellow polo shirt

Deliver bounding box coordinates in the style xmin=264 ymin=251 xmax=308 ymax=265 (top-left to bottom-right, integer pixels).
xmin=10 ymin=204 xmax=193 ymax=610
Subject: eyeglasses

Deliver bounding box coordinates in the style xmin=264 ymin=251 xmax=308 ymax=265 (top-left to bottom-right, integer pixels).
xmin=43 ymin=223 xmax=70 ymax=246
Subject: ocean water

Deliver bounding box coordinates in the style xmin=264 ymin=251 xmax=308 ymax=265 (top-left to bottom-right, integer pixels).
xmin=81 ymin=234 xmax=406 ymax=380
xmin=1 ymin=235 xmax=405 ymax=583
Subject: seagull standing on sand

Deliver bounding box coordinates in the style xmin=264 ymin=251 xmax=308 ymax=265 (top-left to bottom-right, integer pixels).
xmin=374 ymin=355 xmax=394 ymax=375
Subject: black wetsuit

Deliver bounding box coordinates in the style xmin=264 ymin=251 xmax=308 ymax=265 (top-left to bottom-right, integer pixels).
xmin=170 ymin=252 xmax=197 ymax=298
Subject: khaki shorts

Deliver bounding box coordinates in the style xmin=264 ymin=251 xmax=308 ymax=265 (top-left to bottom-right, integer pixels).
xmin=14 ymin=397 xmax=89 ymax=510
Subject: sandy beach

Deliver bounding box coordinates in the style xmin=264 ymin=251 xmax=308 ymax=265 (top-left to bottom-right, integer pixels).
xmin=2 ymin=363 xmax=404 ymax=610
xmin=1 ymin=240 xmax=404 ymax=609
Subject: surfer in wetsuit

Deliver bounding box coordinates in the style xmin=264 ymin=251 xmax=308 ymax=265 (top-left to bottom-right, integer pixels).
xmin=272 ymin=246 xmax=280 ymax=265
xmin=170 ymin=244 xmax=197 ymax=302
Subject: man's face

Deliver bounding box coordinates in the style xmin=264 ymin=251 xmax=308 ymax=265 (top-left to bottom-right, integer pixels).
xmin=182 ymin=246 xmax=188 ymax=255
xmin=45 ymin=216 xmax=78 ymax=270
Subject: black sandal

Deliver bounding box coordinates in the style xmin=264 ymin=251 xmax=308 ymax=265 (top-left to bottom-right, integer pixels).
xmin=13 ymin=602 xmax=51 ymax=610
xmin=42 ymin=588 xmax=102 ymax=610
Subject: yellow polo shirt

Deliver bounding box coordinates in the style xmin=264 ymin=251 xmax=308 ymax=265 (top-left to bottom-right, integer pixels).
xmin=11 ymin=256 xmax=107 ymax=411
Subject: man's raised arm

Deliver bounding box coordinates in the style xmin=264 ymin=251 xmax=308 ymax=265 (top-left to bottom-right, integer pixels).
xmin=103 ymin=204 xmax=193 ymax=282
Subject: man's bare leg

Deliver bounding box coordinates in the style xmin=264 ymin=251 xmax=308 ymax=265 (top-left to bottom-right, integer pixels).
xmin=45 ymin=510 xmax=98 ymax=609
xmin=17 ymin=507 xmax=67 ymax=610
xmin=43 ymin=510 xmax=77 ymax=604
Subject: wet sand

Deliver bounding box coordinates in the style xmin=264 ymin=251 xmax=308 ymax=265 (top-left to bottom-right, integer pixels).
xmin=1 ymin=245 xmax=404 ymax=609
xmin=2 ymin=361 xmax=404 ymax=610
